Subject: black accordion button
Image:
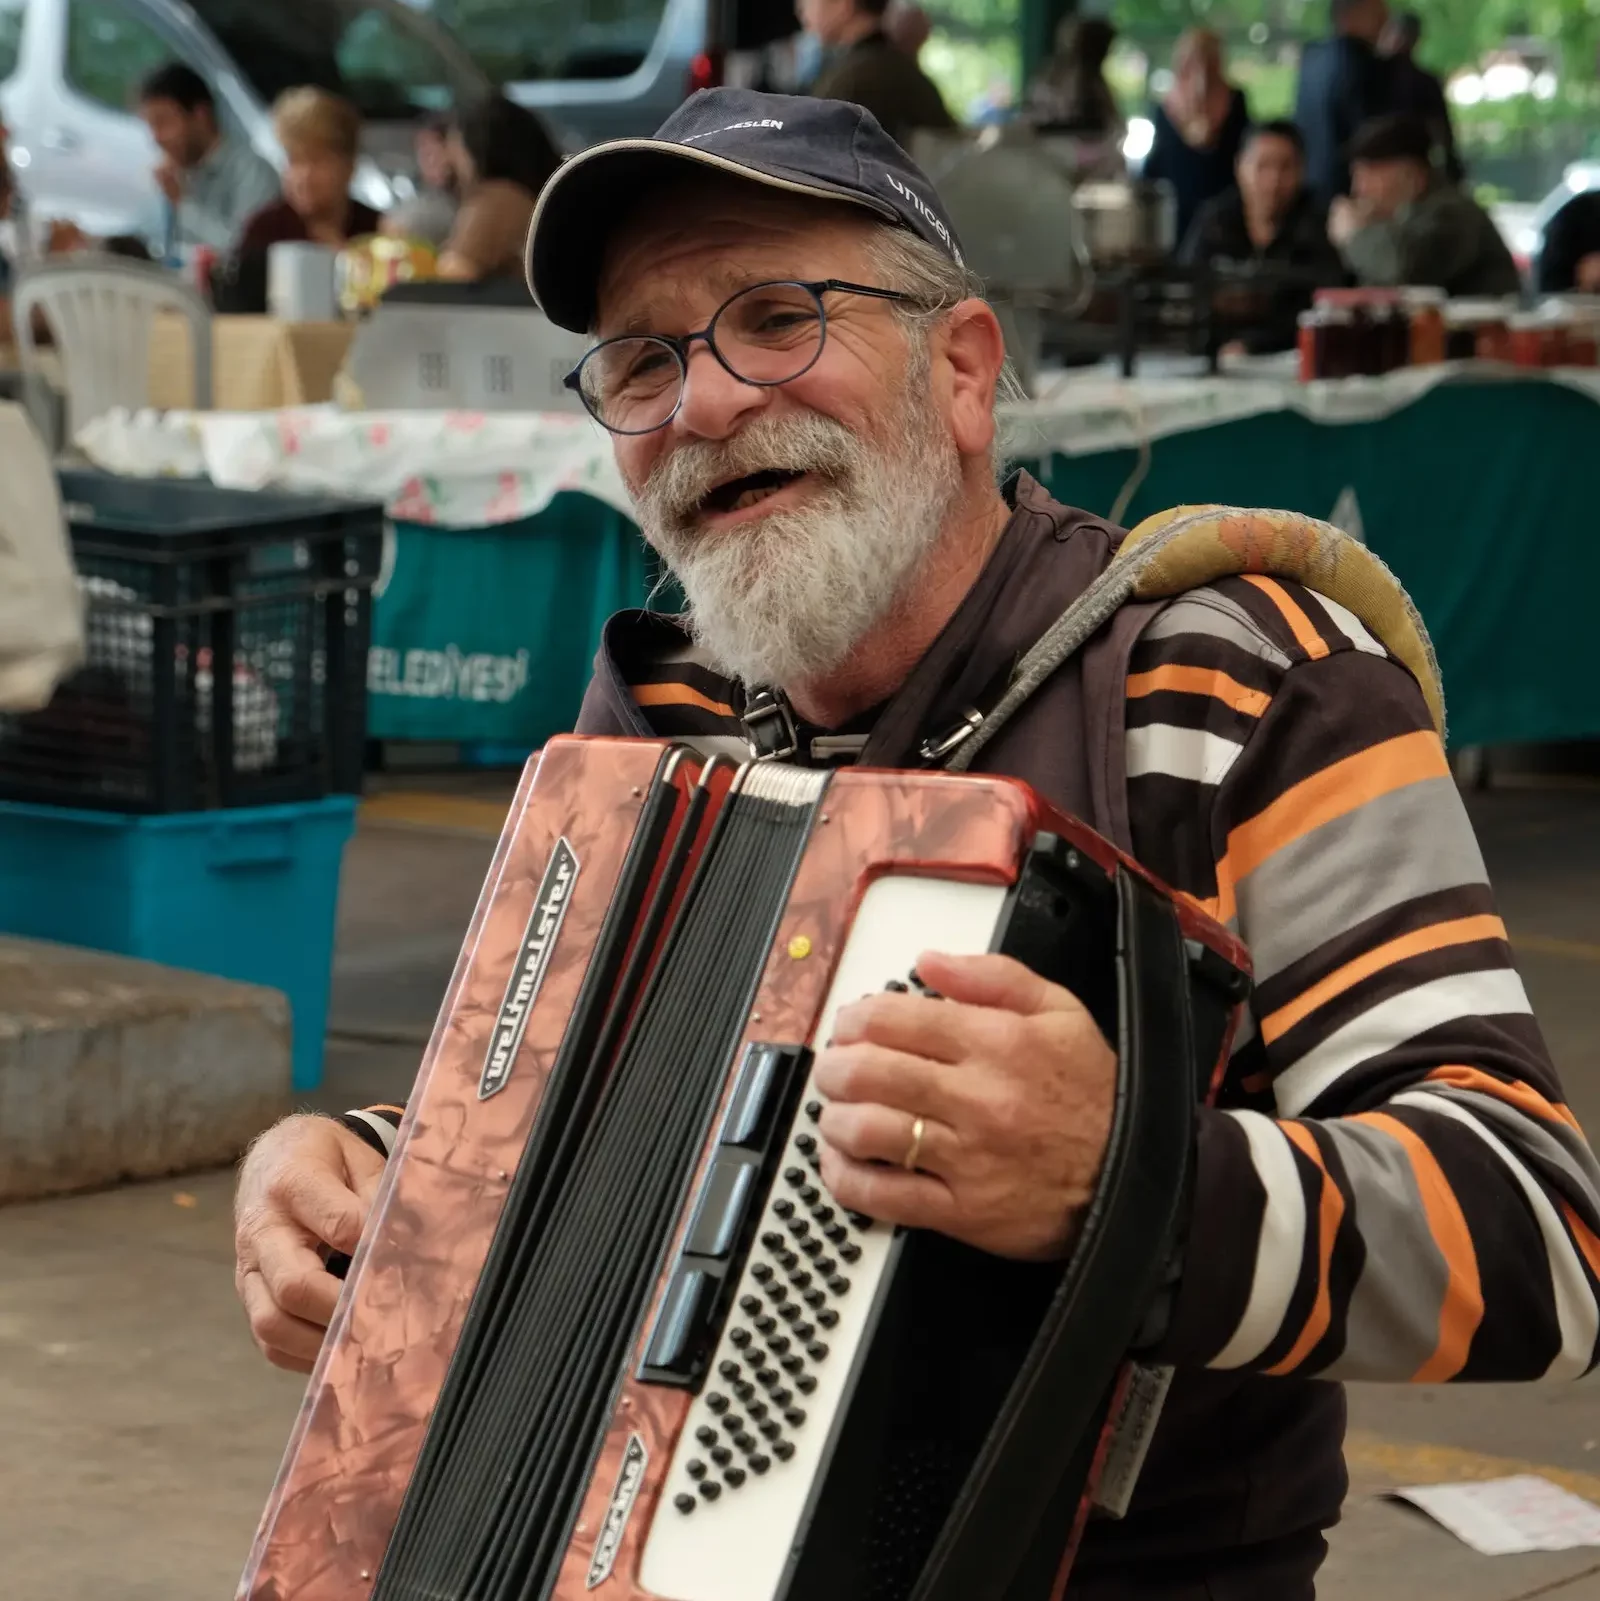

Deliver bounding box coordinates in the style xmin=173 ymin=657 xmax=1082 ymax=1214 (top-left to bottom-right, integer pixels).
xmin=816 ymin=1309 xmax=839 ymax=1329
xmin=774 ymin=1440 xmax=796 ymax=1462
xmin=793 ymin=1321 xmax=815 ymax=1341
xmin=825 ymin=1224 xmax=849 ymax=1246
xmin=733 ymin=1381 xmax=756 ymax=1401
xmin=751 ymin=1262 xmax=773 ymax=1283
xmin=813 ymin=1205 xmax=835 ymax=1226
xmin=806 ymin=1342 xmax=829 ymax=1362
xmin=799 ymin=1185 xmax=821 ymax=1206
xmin=746 ymin=1398 xmax=768 ymax=1419
xmin=846 ymin=1212 xmax=871 ymax=1230
xmin=838 ymin=1242 xmax=861 ymax=1265
xmin=759 ymin=1418 xmax=782 ymax=1440
xmin=796 ymin=1374 xmax=818 ymax=1395
xmin=780 ymin=1354 xmax=805 ymax=1374
xmin=718 ymin=1360 xmax=741 ymax=1381
xmin=711 ymin=1446 xmax=733 ymax=1466
xmin=784 ymin=1408 xmax=806 ymax=1428
xmin=795 ymin=1134 xmax=817 ymax=1157
xmin=729 ymin=1328 xmax=752 ymax=1348
xmin=725 ymin=1466 xmax=747 ymax=1488
xmin=773 ymin=1198 xmax=795 ymax=1219
xmin=706 ymin=1392 xmax=730 ymax=1412
xmin=675 ymin=1493 xmax=697 ymax=1515
xmin=750 ymin=1453 xmax=771 ymax=1474
xmin=766 ymin=1281 xmax=788 ymax=1304
xmin=784 ymin=1167 xmax=805 ymax=1187
xmin=733 ymin=1431 xmax=757 ymax=1452
xmin=827 ymin=1275 xmax=851 ymax=1296
xmin=803 ymin=1289 xmax=827 ymax=1310
xmin=686 ymin=1459 xmax=707 ymax=1479
xmin=787 ymin=1217 xmax=810 ymax=1239
xmin=805 ymin=1101 xmax=822 ymax=1122
xmin=695 ymin=1426 xmax=717 ymax=1446
xmin=756 ymin=1366 xmax=780 ymax=1386
xmin=761 ymin=1231 xmax=785 ymax=1252
xmin=789 ymin=1270 xmax=812 ymax=1290
xmin=884 ymin=979 xmax=909 ymax=992
xmin=722 ymin=1413 xmax=744 ymax=1432
xmin=771 ymin=1386 xmax=792 ymax=1407
xmin=814 ymin=1257 xmax=836 ymax=1277
xmin=801 ymin=1238 xmax=824 ymax=1259
xmin=766 ymin=1334 xmax=790 ymax=1355
xmin=739 ymin=1295 xmax=762 ymax=1316
xmin=754 ymin=1315 xmax=776 ymax=1335
xmin=776 ymin=1249 xmax=799 ymax=1271
xmin=778 ymin=1303 xmax=801 ymax=1324
xmin=699 ymin=1480 xmax=721 ymax=1501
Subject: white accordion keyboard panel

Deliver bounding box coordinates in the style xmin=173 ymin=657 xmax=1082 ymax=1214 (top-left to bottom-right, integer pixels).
xmin=639 ymin=873 xmax=1010 ymax=1601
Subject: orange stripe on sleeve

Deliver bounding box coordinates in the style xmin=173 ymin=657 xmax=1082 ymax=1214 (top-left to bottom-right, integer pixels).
xmin=1241 ymin=574 xmax=1331 ymax=660
xmin=1268 ymin=1122 xmax=1346 ymax=1375
xmin=1560 ymin=1201 xmax=1600 ymax=1284
xmin=1261 ymin=914 xmax=1509 ymax=1044
xmin=1212 ymin=729 xmax=1449 ymax=923
xmin=1424 ymin=1064 xmax=1584 ymax=1137
xmin=1126 ymin=664 xmax=1272 ymax=718
xmin=631 ymin=682 xmax=736 ymax=717
xmin=1353 ymin=1110 xmax=1483 ymax=1380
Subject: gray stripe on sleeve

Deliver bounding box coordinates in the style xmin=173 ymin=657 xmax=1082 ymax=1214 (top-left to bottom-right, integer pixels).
xmin=1235 ymin=774 xmax=1489 ymax=984
xmin=1316 ymin=1116 xmax=1451 ymax=1381
xmin=1140 ymin=588 xmax=1293 ymax=668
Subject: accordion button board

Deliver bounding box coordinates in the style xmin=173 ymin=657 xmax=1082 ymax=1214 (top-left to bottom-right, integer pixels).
xmin=638 ymin=871 xmax=1010 ymax=1601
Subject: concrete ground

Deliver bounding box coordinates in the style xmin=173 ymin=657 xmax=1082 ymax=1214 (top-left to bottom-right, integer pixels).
xmin=3 ymin=772 xmax=1600 ymax=1599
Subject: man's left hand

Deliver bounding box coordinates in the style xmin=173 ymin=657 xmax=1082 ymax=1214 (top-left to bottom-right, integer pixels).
xmin=814 ymin=951 xmax=1116 ymax=1261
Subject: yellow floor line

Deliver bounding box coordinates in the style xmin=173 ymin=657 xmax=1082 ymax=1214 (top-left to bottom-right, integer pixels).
xmin=1345 ymin=1429 xmax=1600 ymax=1502
xmin=360 ymin=792 xmax=510 ymax=836
xmin=1512 ymin=933 xmax=1600 ymax=966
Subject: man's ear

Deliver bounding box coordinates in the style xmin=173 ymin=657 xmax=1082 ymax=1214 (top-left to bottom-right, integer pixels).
xmin=938 ymin=298 xmax=1008 ymax=459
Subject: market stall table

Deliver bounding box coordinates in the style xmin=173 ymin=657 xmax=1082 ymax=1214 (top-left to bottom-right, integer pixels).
xmin=147 ymin=315 xmax=356 ymax=410
xmin=78 ymin=364 xmax=1600 ymax=753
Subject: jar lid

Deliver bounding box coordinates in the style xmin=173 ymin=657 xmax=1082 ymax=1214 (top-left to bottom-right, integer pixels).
xmin=1399 ymin=285 xmax=1447 ymax=308
xmin=1508 ymin=311 xmax=1547 ymax=330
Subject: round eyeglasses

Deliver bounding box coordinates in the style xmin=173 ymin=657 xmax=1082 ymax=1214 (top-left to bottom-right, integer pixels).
xmin=565 ymin=278 xmax=917 ymax=436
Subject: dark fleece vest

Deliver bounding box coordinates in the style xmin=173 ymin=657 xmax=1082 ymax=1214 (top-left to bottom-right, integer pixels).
xmin=575 ymin=474 xmax=1345 ymax=1599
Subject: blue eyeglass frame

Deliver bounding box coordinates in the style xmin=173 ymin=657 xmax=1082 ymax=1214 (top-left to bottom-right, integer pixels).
xmin=563 ymin=278 xmax=918 ymax=435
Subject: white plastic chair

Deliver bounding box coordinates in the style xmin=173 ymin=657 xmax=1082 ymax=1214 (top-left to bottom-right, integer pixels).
xmin=12 ymin=256 xmax=213 ymax=444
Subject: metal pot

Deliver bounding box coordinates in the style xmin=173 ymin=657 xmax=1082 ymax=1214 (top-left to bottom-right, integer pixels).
xmin=1071 ymin=179 xmax=1178 ymax=265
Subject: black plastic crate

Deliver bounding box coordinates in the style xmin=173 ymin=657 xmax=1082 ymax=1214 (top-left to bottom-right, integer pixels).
xmin=0 ymin=471 xmax=383 ymax=813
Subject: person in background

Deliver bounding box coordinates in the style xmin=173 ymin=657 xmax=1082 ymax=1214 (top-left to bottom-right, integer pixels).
xmin=213 ymin=89 xmax=378 ymax=314
xmin=382 ymin=114 xmax=460 ymax=249
xmin=436 ymin=95 xmax=563 ymax=282
xmin=1144 ymin=28 xmax=1251 ymax=245
xmin=1380 ymin=12 xmax=1462 ymax=184
xmin=136 ymin=63 xmax=280 ymax=257
xmin=1331 ymin=113 xmax=1518 ymax=296
xmin=1535 ymin=188 xmax=1600 ymax=295
xmin=1025 ymin=16 xmax=1124 ymax=180
xmin=1180 ymin=119 xmax=1345 ymax=353
xmin=1293 ymin=0 xmax=1392 ymax=204
xmin=884 ymin=2 xmax=933 ymax=60
xmin=799 ymin=0 xmax=954 ymax=147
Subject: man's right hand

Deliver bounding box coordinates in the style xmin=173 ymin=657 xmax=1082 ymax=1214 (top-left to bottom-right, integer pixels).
xmin=234 ymin=1114 xmax=387 ymax=1373
xmin=154 ymin=161 xmax=183 ymax=204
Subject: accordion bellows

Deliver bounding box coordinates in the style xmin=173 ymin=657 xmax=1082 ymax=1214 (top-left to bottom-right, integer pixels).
xmin=240 ymin=738 xmax=1249 ymax=1601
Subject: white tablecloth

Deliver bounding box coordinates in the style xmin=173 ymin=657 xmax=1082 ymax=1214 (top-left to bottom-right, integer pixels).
xmin=76 ymin=364 xmax=1600 ymax=528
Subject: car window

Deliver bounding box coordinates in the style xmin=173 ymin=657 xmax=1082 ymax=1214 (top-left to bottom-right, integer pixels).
xmin=0 ymin=0 xmax=23 ymax=82
xmin=187 ymin=0 xmax=476 ymax=118
xmin=432 ymin=0 xmax=669 ymax=83
xmin=66 ymin=0 xmax=178 ymax=112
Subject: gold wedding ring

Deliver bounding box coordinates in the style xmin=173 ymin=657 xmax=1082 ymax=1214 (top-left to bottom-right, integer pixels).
xmin=902 ymin=1115 xmax=926 ymax=1172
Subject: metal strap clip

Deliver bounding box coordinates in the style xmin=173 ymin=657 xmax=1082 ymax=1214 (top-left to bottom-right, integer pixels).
xmin=918 ymin=707 xmax=985 ymax=763
xmin=741 ymin=688 xmax=800 ymax=762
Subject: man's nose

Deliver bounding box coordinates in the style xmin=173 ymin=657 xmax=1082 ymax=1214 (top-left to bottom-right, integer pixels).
xmin=670 ymin=343 xmax=770 ymax=442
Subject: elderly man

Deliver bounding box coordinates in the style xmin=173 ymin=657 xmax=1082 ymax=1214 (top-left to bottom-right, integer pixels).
xmin=235 ymin=91 xmax=1600 ymax=1601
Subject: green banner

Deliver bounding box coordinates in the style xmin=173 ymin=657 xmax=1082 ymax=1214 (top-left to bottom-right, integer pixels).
xmin=1033 ymin=379 xmax=1600 ymax=750
xmin=367 ymin=493 xmax=654 ymax=747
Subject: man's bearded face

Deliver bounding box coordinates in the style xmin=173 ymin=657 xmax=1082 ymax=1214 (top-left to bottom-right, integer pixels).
xmin=628 ymin=341 xmax=963 ymax=690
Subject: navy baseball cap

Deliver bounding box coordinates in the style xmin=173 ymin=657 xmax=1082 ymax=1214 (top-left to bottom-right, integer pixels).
xmin=525 ymin=88 xmax=966 ymax=333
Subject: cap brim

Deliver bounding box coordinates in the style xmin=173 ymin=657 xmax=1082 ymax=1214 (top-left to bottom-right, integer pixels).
xmin=525 ymin=139 xmax=900 ymax=333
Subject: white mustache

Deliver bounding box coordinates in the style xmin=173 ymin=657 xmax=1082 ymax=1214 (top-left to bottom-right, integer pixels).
xmin=634 ymin=412 xmax=866 ymax=531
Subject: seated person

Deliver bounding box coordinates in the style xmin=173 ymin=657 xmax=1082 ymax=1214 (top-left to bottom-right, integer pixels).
xmin=1179 ymin=119 xmax=1346 ymax=353
xmin=214 ymin=89 xmax=379 ymax=314
xmin=436 ymin=96 xmax=562 ymax=282
xmin=381 ymin=114 xmax=459 ymax=249
xmin=1330 ymin=113 xmax=1520 ymax=297
xmin=1535 ymin=187 xmax=1600 ymax=296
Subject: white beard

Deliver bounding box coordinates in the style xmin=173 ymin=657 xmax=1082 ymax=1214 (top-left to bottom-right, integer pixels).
xmin=628 ymin=369 xmax=963 ymax=690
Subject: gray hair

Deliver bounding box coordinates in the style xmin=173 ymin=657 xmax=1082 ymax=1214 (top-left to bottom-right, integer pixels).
xmin=862 ymin=224 xmax=1024 ymax=472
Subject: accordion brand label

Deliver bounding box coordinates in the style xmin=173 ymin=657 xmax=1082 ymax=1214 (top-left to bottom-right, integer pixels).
xmin=479 ymin=836 xmax=580 ymax=1100
xmin=588 ymin=1433 xmax=649 ymax=1588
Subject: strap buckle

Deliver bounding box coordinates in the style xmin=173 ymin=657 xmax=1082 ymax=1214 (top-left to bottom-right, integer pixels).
xmin=741 ymin=689 xmax=800 ymax=762
xmin=918 ymin=708 xmax=984 ymax=763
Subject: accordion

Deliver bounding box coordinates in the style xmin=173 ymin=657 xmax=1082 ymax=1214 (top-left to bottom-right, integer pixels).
xmin=241 ymin=737 xmax=1249 ymax=1601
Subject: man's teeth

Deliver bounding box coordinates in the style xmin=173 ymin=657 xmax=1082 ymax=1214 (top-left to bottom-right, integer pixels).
xmin=729 ymin=482 xmax=787 ymax=512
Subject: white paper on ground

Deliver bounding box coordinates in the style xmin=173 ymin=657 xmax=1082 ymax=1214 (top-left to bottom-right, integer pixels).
xmin=1389 ymin=1475 xmax=1600 ymax=1555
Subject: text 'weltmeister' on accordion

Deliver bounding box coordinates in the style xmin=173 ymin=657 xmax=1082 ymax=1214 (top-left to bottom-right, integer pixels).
xmin=240 ymin=737 xmax=1250 ymax=1601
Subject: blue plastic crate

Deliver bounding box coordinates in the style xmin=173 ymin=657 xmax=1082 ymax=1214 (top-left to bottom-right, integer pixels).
xmin=0 ymin=795 xmax=357 ymax=1089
